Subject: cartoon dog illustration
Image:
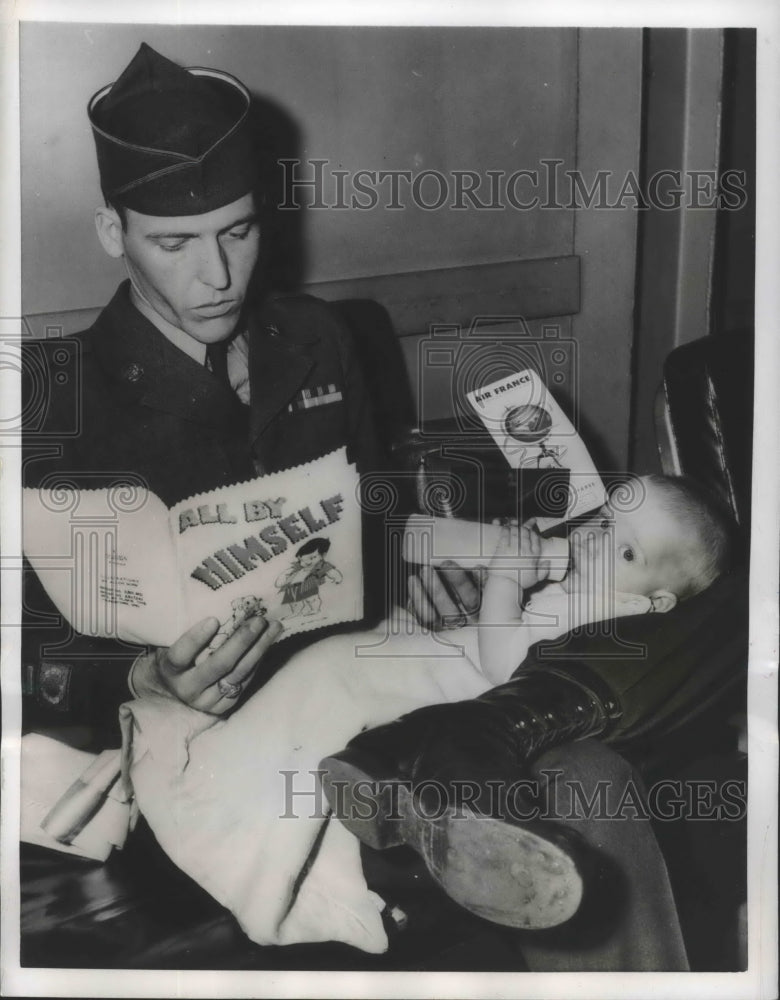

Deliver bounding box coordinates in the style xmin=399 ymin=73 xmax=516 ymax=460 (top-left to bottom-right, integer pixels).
xmin=209 ymin=595 xmax=268 ymax=651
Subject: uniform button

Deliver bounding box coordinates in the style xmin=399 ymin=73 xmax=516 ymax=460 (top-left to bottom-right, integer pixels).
xmin=123 ymin=362 xmax=144 ymax=382
xmin=267 ymin=325 xmax=281 ymax=338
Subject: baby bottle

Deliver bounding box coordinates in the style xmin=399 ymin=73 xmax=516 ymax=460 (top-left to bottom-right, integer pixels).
xmin=403 ymin=515 xmax=569 ymax=581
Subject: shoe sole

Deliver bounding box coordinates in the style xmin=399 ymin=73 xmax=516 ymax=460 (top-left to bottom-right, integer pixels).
xmin=320 ymin=754 xmax=583 ymax=930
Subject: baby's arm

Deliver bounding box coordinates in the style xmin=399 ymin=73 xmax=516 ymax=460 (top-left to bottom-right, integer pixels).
xmin=478 ymin=521 xmax=552 ymax=685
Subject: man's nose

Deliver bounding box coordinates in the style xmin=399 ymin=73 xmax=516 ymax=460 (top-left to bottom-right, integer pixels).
xmin=198 ymin=239 xmax=231 ymax=290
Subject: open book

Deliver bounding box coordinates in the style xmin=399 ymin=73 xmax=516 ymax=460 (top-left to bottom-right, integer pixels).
xmin=23 ymin=448 xmax=363 ymax=648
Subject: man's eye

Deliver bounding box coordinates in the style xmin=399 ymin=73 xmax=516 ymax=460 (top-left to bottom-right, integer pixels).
xmin=619 ymin=546 xmax=635 ymax=562
xmin=158 ymin=241 xmax=185 ymax=252
xmin=227 ymin=228 xmax=251 ymax=240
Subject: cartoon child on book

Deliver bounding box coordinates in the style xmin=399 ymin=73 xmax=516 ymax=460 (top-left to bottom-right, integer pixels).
xmin=275 ymin=537 xmax=343 ymax=619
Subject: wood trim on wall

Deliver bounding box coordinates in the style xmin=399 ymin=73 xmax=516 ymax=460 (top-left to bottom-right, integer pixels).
xmin=630 ymin=28 xmax=725 ymax=473
xmin=572 ymin=27 xmax=644 ymax=471
xmin=23 ymin=256 xmax=581 ymax=340
xmin=307 ymin=256 xmax=581 ymax=336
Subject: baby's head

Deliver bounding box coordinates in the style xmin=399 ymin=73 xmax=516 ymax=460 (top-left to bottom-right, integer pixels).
xmin=565 ymin=474 xmax=733 ymax=612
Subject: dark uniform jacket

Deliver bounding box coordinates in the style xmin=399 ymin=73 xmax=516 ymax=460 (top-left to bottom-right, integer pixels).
xmin=22 ymin=282 xmax=382 ymax=740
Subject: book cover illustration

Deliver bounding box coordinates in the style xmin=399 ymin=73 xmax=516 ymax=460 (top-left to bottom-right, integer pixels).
xmin=23 ymin=448 xmax=363 ymax=648
xmin=466 ymin=369 xmax=606 ymax=527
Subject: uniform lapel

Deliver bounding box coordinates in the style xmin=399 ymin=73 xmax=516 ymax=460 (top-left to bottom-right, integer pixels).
xmin=92 ymin=282 xmax=245 ymax=431
xmin=248 ymin=301 xmax=318 ymax=445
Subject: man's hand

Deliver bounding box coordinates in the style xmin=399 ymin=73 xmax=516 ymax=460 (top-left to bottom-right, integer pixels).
xmin=407 ymin=561 xmax=483 ymax=630
xmin=130 ymin=615 xmax=283 ymax=714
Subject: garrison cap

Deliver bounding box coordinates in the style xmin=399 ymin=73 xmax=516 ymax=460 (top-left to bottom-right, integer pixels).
xmin=88 ymin=43 xmax=257 ymax=216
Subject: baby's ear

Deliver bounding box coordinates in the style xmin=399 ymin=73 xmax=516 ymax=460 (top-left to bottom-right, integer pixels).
xmin=650 ymin=589 xmax=678 ymax=614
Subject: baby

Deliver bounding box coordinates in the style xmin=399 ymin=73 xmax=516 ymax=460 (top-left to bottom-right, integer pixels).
xmin=474 ymin=472 xmax=734 ymax=684
xmin=119 ymin=473 xmax=734 ymax=949
xmin=258 ymin=472 xmax=732 ymax=691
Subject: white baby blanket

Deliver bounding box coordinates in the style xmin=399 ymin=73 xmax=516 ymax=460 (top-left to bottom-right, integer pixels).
xmin=119 ymin=622 xmax=491 ymax=952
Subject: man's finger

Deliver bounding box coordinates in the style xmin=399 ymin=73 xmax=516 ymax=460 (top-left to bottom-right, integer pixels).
xmin=164 ymin=617 xmax=220 ymax=673
xmin=424 ymin=563 xmax=482 ymax=629
xmin=196 ymin=614 xmax=275 ymax=690
xmin=407 ymin=572 xmax=438 ymax=629
xmin=218 ymin=618 xmax=284 ymax=688
xmin=422 ymin=564 xmax=462 ymax=625
xmin=409 ymin=568 xmax=463 ymax=628
xmin=199 ymin=619 xmax=284 ymax=714
xmin=407 ymin=562 xmax=482 ymax=629
xmin=438 ymin=560 xmax=481 ymax=617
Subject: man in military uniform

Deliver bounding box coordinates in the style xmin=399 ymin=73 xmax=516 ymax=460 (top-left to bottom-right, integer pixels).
xmin=22 ymin=43 xmax=384 ymax=725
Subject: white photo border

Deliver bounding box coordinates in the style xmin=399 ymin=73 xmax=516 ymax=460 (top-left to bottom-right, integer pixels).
xmin=1 ymin=2 xmax=777 ymax=998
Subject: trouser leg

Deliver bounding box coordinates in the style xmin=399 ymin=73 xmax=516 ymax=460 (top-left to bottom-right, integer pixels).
xmin=516 ymin=738 xmax=689 ymax=972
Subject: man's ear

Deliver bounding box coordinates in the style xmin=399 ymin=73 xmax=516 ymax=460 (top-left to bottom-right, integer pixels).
xmin=94 ymin=207 xmax=125 ymax=259
xmin=650 ymin=589 xmax=678 ymax=614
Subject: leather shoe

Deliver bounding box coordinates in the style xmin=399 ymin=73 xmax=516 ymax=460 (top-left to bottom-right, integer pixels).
xmin=318 ymin=664 xmax=620 ymax=930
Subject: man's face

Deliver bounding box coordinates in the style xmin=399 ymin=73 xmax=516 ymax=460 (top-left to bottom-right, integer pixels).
xmin=118 ymin=193 xmax=260 ymax=343
xmin=564 ymin=479 xmax=689 ymax=598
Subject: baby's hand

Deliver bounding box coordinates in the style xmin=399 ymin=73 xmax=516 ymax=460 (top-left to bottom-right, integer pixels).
xmin=490 ymin=519 xmax=551 ymax=590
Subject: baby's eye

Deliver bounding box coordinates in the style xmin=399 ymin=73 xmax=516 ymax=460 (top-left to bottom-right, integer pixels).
xmin=619 ymin=545 xmax=635 ymax=562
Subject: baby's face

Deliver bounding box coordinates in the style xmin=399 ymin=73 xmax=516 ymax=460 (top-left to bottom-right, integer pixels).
xmin=564 ymin=480 xmax=688 ymax=599
xmin=298 ymin=551 xmax=321 ymax=570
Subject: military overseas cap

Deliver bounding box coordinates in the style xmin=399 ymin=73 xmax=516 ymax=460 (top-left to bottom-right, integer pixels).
xmin=88 ymin=43 xmax=257 ymax=216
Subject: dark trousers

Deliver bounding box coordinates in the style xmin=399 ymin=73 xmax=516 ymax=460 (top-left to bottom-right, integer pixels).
xmin=515 ymin=739 xmax=689 ymax=971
